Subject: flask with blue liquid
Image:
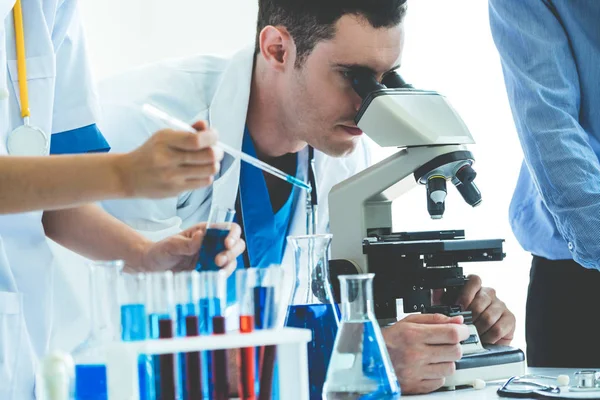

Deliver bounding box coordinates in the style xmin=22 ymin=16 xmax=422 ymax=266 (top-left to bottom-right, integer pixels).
xmin=72 ymin=261 xmax=122 ymax=400
xmin=323 ymin=274 xmax=400 ymax=399
xmin=284 ymin=234 xmax=340 ymax=400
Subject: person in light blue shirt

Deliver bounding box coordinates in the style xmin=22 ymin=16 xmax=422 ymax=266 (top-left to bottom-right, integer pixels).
xmin=489 ymin=0 xmax=600 ymax=367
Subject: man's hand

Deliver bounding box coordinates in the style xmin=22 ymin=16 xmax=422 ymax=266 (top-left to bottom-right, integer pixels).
xmin=115 ymin=121 xmax=224 ymax=198
xmin=382 ymin=314 xmax=469 ymax=394
xmin=455 ymin=274 xmax=515 ymax=345
xmin=137 ymin=222 xmax=245 ymax=274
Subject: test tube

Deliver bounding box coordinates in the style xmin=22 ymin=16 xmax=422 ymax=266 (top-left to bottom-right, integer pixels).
xmin=236 ymin=269 xmax=257 ymax=400
xmin=148 ymin=271 xmax=177 ymax=400
xmin=252 ymin=267 xmax=284 ymax=400
xmin=206 ymin=270 xmax=228 ymax=400
xmin=174 ymin=271 xmax=202 ymax=400
xmin=120 ymin=273 xmax=155 ymax=400
xmin=197 ymin=206 xmax=236 ymax=271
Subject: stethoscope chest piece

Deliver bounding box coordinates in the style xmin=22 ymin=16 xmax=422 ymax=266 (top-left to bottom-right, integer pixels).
xmin=7 ymin=124 xmax=49 ymax=156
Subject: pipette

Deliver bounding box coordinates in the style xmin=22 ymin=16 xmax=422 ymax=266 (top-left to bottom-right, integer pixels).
xmin=142 ymin=104 xmax=312 ymax=192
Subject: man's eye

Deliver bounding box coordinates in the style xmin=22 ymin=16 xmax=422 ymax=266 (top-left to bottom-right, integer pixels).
xmin=340 ymin=70 xmax=352 ymax=79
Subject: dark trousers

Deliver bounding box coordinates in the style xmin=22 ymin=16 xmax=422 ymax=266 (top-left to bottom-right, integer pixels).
xmin=526 ymin=255 xmax=600 ymax=367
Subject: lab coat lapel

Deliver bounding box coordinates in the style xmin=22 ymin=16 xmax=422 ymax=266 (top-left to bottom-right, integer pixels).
xmin=200 ymin=47 xmax=254 ymax=211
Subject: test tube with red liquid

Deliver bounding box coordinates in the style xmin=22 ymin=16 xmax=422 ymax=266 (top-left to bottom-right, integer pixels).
xmin=174 ymin=271 xmax=202 ymax=400
xmin=205 ymin=270 xmax=229 ymax=400
xmin=148 ymin=271 xmax=177 ymax=400
xmin=236 ymin=269 xmax=257 ymax=400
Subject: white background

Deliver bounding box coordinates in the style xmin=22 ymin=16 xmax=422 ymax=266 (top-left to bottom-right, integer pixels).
xmin=55 ymin=0 xmax=530 ymax=351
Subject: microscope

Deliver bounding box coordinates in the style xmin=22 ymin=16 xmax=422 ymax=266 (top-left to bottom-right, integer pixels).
xmin=327 ymin=69 xmax=525 ymax=389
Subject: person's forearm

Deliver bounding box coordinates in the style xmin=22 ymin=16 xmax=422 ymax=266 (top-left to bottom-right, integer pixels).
xmin=0 ymin=154 xmax=127 ymax=214
xmin=42 ymin=204 xmax=151 ymax=270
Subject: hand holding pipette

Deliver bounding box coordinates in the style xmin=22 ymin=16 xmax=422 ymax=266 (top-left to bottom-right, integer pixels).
xmin=142 ymin=104 xmax=312 ymax=193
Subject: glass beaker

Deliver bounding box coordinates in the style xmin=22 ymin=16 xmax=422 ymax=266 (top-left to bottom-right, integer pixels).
xmin=285 ymin=234 xmax=339 ymax=400
xmin=197 ymin=206 xmax=236 ymax=271
xmin=72 ymin=260 xmax=122 ymax=400
xmin=323 ymin=274 xmax=400 ymax=399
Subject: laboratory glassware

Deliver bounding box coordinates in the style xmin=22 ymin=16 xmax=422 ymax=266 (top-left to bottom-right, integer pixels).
xmin=323 ymin=274 xmax=400 ymax=399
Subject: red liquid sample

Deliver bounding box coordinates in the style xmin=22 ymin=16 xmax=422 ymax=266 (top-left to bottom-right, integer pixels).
xmin=212 ymin=316 xmax=229 ymax=400
xmin=238 ymin=315 xmax=256 ymax=400
xmin=158 ymin=318 xmax=177 ymax=400
xmin=258 ymin=345 xmax=277 ymax=400
xmin=185 ymin=315 xmax=202 ymax=399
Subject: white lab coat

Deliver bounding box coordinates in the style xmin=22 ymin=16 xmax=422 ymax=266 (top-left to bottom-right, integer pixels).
xmin=99 ymin=46 xmax=372 ymax=317
xmin=0 ymin=1 xmax=100 ymax=398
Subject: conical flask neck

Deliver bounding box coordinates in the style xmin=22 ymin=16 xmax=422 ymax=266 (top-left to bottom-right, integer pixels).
xmin=339 ymin=274 xmax=375 ymax=321
xmin=288 ymin=234 xmax=334 ymax=305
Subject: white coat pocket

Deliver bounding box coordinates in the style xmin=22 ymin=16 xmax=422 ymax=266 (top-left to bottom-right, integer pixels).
xmin=0 ymin=291 xmax=24 ymax=394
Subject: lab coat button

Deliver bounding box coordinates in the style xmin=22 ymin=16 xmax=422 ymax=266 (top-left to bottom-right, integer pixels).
xmin=0 ymin=88 xmax=9 ymax=100
xmin=568 ymin=242 xmax=574 ymax=251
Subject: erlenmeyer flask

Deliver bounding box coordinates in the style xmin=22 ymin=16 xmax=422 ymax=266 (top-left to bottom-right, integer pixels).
xmin=72 ymin=260 xmax=122 ymax=400
xmin=323 ymin=274 xmax=400 ymax=399
xmin=285 ymin=234 xmax=339 ymax=400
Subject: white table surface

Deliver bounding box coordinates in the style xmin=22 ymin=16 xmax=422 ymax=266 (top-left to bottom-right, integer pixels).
xmin=410 ymin=368 xmax=583 ymax=399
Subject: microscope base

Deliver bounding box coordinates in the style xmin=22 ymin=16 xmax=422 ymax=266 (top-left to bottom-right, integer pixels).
xmin=444 ymin=345 xmax=526 ymax=389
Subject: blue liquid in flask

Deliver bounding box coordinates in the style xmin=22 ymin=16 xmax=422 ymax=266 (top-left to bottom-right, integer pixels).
xmin=286 ymin=304 xmax=340 ymax=400
xmin=196 ymin=228 xmax=228 ymax=271
xmin=324 ymin=320 xmax=401 ymax=400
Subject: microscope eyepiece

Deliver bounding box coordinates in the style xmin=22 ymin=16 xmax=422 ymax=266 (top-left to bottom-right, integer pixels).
xmin=381 ymin=71 xmax=414 ymax=89
xmin=350 ymin=68 xmax=386 ymax=99
xmin=427 ymin=176 xmax=447 ymax=219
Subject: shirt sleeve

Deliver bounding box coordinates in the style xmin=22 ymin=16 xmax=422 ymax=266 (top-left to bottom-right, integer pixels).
xmin=49 ymin=0 xmax=110 ymax=153
xmin=489 ymin=0 xmax=600 ymax=269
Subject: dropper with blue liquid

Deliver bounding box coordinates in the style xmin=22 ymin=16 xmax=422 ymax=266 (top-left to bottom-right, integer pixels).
xmin=142 ymin=104 xmax=312 ymax=193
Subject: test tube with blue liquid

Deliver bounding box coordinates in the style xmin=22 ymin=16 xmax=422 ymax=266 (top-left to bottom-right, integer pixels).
xmin=197 ymin=271 xmax=222 ymax=399
xmin=174 ymin=271 xmax=202 ymax=400
xmin=148 ymin=271 xmax=178 ymax=400
xmin=197 ymin=206 xmax=235 ymax=271
xmin=205 ymin=270 xmax=229 ymax=400
xmin=251 ymin=267 xmax=285 ymax=400
xmin=120 ymin=272 xmax=155 ymax=400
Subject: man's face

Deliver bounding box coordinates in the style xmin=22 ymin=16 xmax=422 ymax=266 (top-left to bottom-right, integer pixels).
xmin=282 ymin=15 xmax=405 ymax=157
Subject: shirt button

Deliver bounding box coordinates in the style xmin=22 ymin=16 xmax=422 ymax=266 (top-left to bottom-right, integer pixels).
xmin=568 ymin=242 xmax=574 ymax=251
xmin=0 ymin=87 xmax=9 ymax=100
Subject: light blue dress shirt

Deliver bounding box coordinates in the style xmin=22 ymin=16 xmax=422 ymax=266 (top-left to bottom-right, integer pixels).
xmin=489 ymin=0 xmax=600 ymax=269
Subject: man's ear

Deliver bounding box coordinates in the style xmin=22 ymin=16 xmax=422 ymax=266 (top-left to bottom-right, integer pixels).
xmin=257 ymin=25 xmax=295 ymax=72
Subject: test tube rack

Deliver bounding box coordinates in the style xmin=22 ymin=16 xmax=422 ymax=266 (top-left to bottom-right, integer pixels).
xmin=104 ymin=327 xmax=312 ymax=400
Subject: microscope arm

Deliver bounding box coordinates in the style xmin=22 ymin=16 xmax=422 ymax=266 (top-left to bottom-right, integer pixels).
xmin=329 ymin=144 xmax=469 ymax=273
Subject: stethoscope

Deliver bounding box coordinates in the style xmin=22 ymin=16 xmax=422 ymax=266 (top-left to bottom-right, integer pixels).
xmin=498 ymin=372 xmax=600 ymax=399
xmin=6 ymin=0 xmax=50 ymax=156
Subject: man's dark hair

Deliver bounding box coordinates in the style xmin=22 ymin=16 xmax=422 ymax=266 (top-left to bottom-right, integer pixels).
xmin=255 ymin=0 xmax=408 ymax=67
